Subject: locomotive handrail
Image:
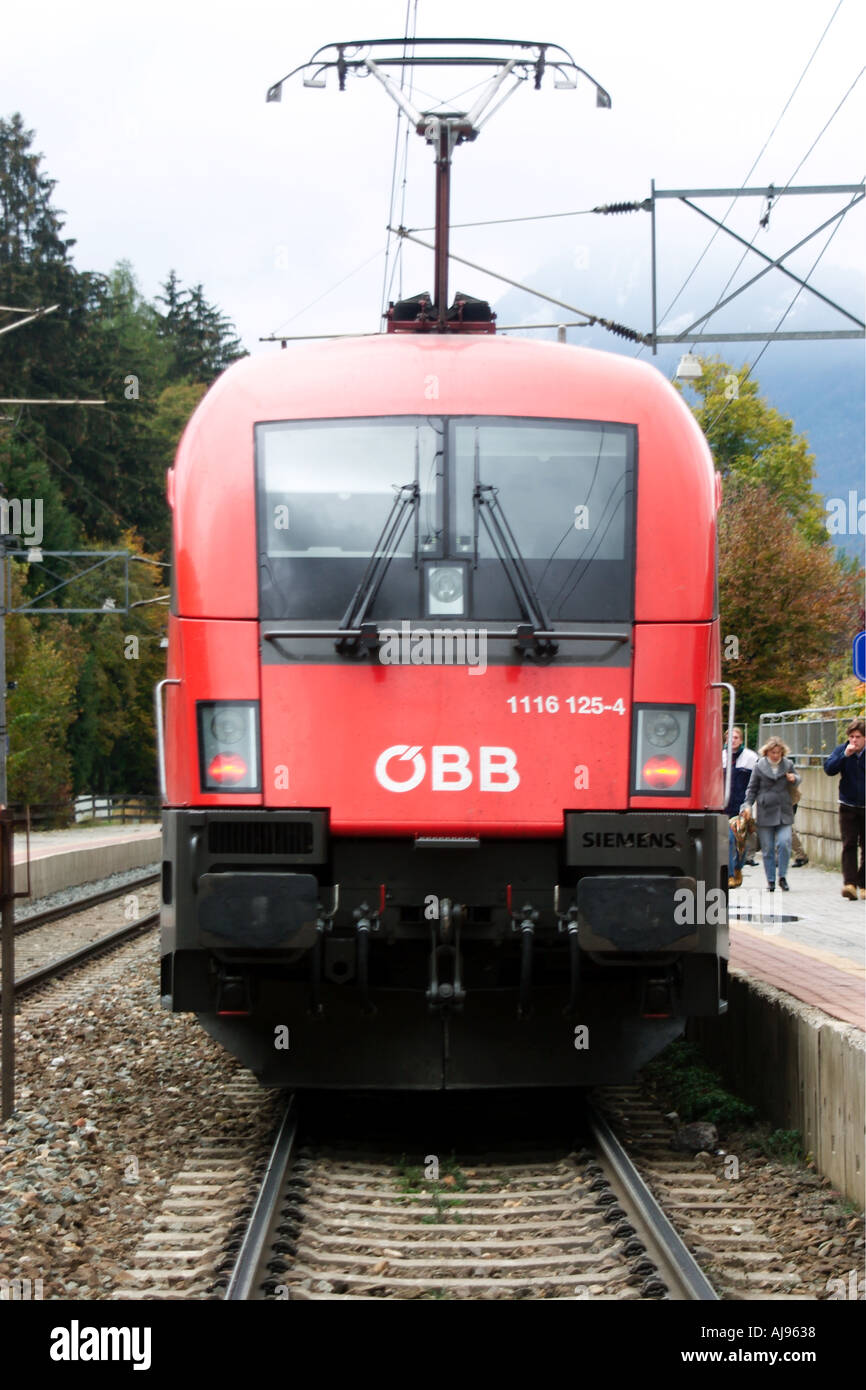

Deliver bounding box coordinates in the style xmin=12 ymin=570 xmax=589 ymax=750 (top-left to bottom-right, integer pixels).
xmin=154 ymin=678 xmax=181 ymax=802
xmin=712 ymin=680 xmax=736 ymax=809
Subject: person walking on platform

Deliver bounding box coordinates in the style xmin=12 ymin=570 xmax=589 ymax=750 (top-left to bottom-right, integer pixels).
xmin=787 ymin=754 xmax=809 ymax=866
xmin=742 ymin=737 xmax=801 ymax=892
xmin=723 ymin=727 xmax=758 ymax=886
xmin=823 ymin=717 xmax=866 ymax=901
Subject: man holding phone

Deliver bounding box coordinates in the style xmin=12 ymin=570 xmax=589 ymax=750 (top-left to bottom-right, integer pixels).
xmin=824 ymin=718 xmax=866 ymax=900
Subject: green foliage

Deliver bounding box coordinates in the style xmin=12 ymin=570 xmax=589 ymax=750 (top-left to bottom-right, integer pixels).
xmin=395 ymin=1153 xmax=467 ymax=1190
xmin=762 ymin=1128 xmax=805 ymax=1163
xmin=0 ymin=432 xmax=80 ymax=552
xmin=643 ymin=1040 xmax=757 ymax=1129
xmin=679 ymin=357 xmax=827 ymax=543
xmin=62 ymin=534 xmax=168 ymax=794
xmin=806 ymin=662 xmax=865 ymax=714
xmin=5 ymin=568 xmax=80 ymax=803
xmin=394 ymin=1154 xmax=468 ymax=1221
xmin=677 ymin=357 xmax=864 ymax=728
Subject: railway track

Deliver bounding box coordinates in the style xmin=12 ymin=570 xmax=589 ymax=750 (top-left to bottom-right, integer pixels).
xmin=594 ymin=1087 xmax=813 ymax=1296
xmin=222 ymin=1096 xmax=718 ymax=1301
xmin=13 ymin=871 xmax=160 ymax=937
xmin=11 ymin=913 xmax=160 ymax=998
xmin=118 ymin=1086 xmax=834 ymax=1301
xmin=3 ymin=872 xmax=161 ymax=999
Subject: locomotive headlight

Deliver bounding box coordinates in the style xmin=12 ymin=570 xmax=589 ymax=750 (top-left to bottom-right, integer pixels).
xmin=646 ymin=712 xmax=680 ymax=748
xmin=632 ymin=705 xmax=694 ymax=797
xmin=431 ymin=568 xmax=462 ymax=603
xmin=210 ymin=711 xmax=245 ymax=744
xmin=198 ymin=701 xmax=260 ymax=793
xmin=426 ymin=563 xmax=466 ymax=616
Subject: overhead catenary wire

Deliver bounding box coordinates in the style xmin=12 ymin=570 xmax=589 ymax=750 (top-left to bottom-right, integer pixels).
xmin=786 ymin=63 xmax=864 ymax=187
xmin=380 ymin=0 xmax=419 ymax=320
xmin=699 ymin=62 xmax=865 ymax=338
xmin=390 ymin=226 xmax=650 ymax=343
xmin=637 ymin=0 xmax=848 ymax=356
xmin=268 ymin=245 xmax=385 ymax=339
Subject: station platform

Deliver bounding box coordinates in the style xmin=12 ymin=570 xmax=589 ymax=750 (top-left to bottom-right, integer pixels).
xmin=729 ymin=862 xmax=865 ymax=1030
xmin=11 ymin=823 xmax=161 ymax=898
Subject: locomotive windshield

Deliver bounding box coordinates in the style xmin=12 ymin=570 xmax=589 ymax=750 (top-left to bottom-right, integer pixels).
xmin=256 ymin=416 xmax=634 ymax=623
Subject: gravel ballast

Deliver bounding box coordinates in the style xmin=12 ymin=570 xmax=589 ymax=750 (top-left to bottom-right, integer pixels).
xmin=0 ymin=939 xmax=275 ymax=1299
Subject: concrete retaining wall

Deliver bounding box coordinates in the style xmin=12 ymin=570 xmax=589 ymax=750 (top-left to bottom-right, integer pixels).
xmin=796 ymin=766 xmax=844 ymax=869
xmin=690 ymin=971 xmax=865 ymax=1207
xmin=14 ymin=830 xmax=162 ymax=899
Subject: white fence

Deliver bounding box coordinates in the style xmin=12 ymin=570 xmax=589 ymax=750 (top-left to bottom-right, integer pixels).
xmin=758 ymin=705 xmax=861 ymax=767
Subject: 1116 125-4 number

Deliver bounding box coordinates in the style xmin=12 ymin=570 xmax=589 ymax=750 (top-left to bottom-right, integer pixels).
xmin=506 ymin=696 xmax=626 ymax=715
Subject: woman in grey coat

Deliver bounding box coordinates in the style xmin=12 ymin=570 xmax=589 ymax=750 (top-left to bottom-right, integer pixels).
xmin=741 ymin=736 xmax=801 ymax=891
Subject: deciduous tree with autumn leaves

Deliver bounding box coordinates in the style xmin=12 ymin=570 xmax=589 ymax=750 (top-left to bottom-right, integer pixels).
xmin=679 ymin=358 xmax=863 ymax=729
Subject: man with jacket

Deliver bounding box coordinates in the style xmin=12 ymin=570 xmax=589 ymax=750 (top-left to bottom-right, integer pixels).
xmin=824 ymin=718 xmax=866 ymax=901
xmin=723 ymin=728 xmax=758 ymax=886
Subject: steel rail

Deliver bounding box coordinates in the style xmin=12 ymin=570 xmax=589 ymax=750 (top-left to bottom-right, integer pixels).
xmin=11 ymin=913 xmax=159 ymax=997
xmin=225 ymin=1095 xmax=299 ymax=1300
xmin=14 ymin=872 xmax=160 ymax=937
xmin=589 ymin=1105 xmax=718 ymax=1301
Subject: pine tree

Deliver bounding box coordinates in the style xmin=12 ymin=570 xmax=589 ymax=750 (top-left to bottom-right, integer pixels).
xmin=0 ymin=112 xmax=80 ymax=394
xmin=157 ymin=272 xmax=246 ymax=383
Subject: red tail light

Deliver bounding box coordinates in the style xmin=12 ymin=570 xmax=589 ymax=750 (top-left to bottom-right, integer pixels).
xmin=641 ymin=755 xmax=684 ymax=790
xmin=198 ymin=701 xmax=261 ymax=793
xmin=207 ymin=753 xmax=250 ymax=785
xmin=632 ymin=704 xmax=695 ymax=796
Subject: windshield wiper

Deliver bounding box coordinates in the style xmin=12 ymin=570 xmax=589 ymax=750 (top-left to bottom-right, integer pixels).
xmin=336 ymin=480 xmax=420 ymax=652
xmin=474 ymin=480 xmax=557 ymax=657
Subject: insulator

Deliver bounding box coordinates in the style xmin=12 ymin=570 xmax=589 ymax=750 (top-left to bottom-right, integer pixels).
xmin=593 ymin=200 xmax=651 ymax=214
xmin=598 ymin=318 xmax=651 ymax=345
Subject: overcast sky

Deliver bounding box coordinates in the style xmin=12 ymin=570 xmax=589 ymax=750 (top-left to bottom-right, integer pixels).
xmin=2 ymin=0 xmax=864 ymax=355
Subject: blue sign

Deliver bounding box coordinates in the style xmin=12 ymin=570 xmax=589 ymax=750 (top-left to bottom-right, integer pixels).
xmin=854 ymin=631 xmax=866 ymax=683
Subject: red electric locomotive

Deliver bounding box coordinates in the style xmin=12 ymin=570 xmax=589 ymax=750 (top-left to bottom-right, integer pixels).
xmin=156 ymin=36 xmax=730 ymax=1089
xmin=157 ymin=327 xmax=730 ymax=1089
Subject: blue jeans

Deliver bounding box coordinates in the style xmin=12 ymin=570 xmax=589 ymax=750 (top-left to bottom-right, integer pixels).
xmin=758 ymin=824 xmax=792 ymax=884
xmin=728 ymin=827 xmax=743 ymax=878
